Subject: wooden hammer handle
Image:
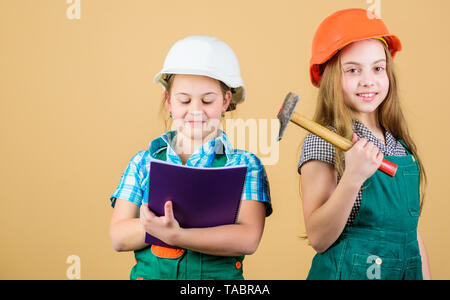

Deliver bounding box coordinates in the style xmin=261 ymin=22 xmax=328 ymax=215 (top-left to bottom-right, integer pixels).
xmin=291 ymin=112 xmax=397 ymax=177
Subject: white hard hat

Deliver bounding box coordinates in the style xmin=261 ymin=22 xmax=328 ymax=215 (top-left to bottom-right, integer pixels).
xmin=154 ymin=35 xmax=245 ymax=111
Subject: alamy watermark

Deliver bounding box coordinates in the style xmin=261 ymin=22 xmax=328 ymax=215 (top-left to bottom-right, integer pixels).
xmin=66 ymin=255 xmax=81 ymax=279
xmin=66 ymin=0 xmax=81 ymax=20
xmin=367 ymin=0 xmax=382 ymax=19
xmin=169 ymin=115 xmax=280 ymax=166
xmin=366 ymin=255 xmax=382 ymax=280
xmin=226 ymin=118 xmax=279 ymax=165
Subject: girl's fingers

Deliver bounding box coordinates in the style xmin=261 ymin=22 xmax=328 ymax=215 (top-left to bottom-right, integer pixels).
xmin=365 ymin=141 xmax=380 ymax=160
xmin=366 ymin=142 xmax=376 ymax=157
xmin=140 ymin=203 xmax=155 ymax=219
xmin=372 ymin=145 xmax=381 ymax=159
xmin=351 ymin=132 xmax=359 ymax=143
xmin=139 ymin=203 xmax=147 ymax=217
xmin=354 ymin=137 xmax=368 ymax=150
xmin=164 ymin=201 xmax=174 ymax=220
xmin=376 ymin=152 xmax=384 ymax=165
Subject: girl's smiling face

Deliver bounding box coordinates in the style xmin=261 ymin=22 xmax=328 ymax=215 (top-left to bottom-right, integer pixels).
xmin=340 ymin=39 xmax=390 ymax=119
xmin=165 ymin=74 xmax=231 ymax=142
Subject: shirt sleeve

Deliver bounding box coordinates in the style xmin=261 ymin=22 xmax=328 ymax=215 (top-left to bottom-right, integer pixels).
xmin=240 ymin=152 xmax=272 ymax=217
xmin=298 ymin=133 xmax=336 ymax=175
xmin=110 ymin=151 xmax=148 ymax=208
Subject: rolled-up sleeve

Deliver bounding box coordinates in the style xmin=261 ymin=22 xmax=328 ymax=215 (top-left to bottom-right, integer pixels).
xmin=110 ymin=151 xmax=149 ymax=208
xmin=240 ymin=152 xmax=272 ymax=216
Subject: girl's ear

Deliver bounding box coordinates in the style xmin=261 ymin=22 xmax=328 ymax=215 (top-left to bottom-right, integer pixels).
xmin=223 ymin=90 xmax=232 ymax=112
xmin=164 ymin=91 xmax=171 ymax=112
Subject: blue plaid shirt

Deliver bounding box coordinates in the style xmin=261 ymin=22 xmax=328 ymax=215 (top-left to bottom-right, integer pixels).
xmin=110 ymin=130 xmax=272 ymax=216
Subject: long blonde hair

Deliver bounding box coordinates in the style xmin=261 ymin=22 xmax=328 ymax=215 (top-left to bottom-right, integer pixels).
xmin=311 ymin=46 xmax=427 ymax=212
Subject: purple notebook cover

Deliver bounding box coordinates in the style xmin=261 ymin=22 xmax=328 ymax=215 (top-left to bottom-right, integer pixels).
xmin=144 ymin=160 xmax=247 ymax=249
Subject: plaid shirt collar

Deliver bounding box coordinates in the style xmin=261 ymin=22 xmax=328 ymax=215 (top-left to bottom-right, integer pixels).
xmin=148 ymin=130 xmax=235 ymax=167
xmin=354 ymin=120 xmax=398 ymax=155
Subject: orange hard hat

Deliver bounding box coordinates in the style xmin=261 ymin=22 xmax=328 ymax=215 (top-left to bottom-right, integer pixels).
xmin=310 ymin=8 xmax=402 ymax=87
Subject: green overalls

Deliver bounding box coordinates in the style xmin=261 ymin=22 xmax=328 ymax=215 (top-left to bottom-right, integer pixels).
xmin=130 ymin=148 xmax=245 ymax=280
xmin=307 ymin=141 xmax=423 ymax=280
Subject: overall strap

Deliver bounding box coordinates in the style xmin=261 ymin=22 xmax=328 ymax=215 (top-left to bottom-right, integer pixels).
xmin=154 ymin=147 xmax=228 ymax=167
xmin=211 ymin=146 xmax=227 ymax=167
xmin=398 ymin=140 xmax=412 ymax=156
xmin=154 ymin=148 xmax=167 ymax=161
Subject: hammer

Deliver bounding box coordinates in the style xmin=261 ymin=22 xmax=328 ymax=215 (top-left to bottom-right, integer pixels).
xmin=277 ymin=92 xmax=397 ymax=177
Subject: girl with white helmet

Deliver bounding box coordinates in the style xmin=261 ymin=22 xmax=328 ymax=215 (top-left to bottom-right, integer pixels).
xmin=109 ymin=36 xmax=271 ymax=280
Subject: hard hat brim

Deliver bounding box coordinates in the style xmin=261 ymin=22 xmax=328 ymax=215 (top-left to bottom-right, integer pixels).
xmin=310 ymin=33 xmax=402 ymax=87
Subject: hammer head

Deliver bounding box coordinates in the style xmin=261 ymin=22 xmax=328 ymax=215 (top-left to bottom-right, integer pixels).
xmin=277 ymin=92 xmax=300 ymax=141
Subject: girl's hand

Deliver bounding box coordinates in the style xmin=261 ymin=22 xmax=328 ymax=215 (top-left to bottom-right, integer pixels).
xmin=344 ymin=133 xmax=384 ymax=185
xmin=139 ymin=201 xmax=181 ymax=246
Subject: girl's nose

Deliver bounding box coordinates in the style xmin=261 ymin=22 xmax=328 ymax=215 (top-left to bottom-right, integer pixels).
xmin=189 ymin=98 xmax=203 ymax=112
xmin=358 ymin=72 xmax=375 ymax=87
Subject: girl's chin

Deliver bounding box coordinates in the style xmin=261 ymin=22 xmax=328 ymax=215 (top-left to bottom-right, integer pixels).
xmin=349 ymin=97 xmax=384 ymax=112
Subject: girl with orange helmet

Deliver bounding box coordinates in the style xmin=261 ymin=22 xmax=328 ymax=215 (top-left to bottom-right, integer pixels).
xmin=298 ymin=9 xmax=430 ymax=280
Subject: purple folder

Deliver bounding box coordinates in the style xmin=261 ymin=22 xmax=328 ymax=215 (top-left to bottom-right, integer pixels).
xmin=144 ymin=160 xmax=247 ymax=249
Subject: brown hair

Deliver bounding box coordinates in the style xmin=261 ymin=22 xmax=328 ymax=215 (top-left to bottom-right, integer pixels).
xmin=309 ymin=45 xmax=427 ymax=212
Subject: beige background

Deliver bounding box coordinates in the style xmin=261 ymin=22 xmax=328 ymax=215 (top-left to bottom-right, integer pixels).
xmin=1 ymin=0 xmax=449 ymax=279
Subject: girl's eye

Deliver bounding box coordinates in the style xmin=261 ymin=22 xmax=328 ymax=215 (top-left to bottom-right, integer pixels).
xmin=374 ymin=66 xmax=385 ymax=72
xmin=346 ymin=68 xmax=359 ymax=74
xmin=178 ymin=98 xmax=190 ymax=104
xmin=202 ymin=97 xmax=216 ymax=104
